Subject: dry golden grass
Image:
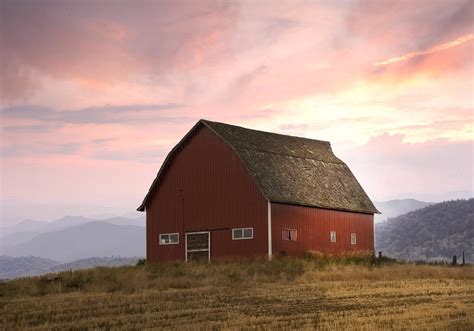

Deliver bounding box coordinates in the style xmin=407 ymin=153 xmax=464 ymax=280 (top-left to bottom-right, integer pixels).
xmin=1 ymin=258 xmax=473 ymax=330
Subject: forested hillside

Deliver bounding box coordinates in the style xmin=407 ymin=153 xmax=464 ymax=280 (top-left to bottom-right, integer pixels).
xmin=374 ymin=199 xmax=432 ymax=223
xmin=376 ymin=199 xmax=473 ymax=262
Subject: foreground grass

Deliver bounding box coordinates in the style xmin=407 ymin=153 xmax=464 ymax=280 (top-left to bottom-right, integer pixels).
xmin=1 ymin=257 xmax=473 ymax=330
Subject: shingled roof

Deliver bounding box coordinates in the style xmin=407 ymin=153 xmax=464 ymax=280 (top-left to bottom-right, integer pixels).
xmin=138 ymin=119 xmax=379 ymax=214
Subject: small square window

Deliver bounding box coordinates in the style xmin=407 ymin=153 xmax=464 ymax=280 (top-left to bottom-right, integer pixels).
xmin=170 ymin=233 xmax=179 ymax=243
xmin=233 ymin=229 xmax=243 ymax=239
xmin=243 ymin=228 xmax=253 ymax=238
xmin=159 ymin=233 xmax=179 ymax=245
xmin=330 ymin=231 xmax=336 ymax=243
xmin=351 ymin=233 xmax=357 ymax=245
xmin=160 ymin=235 xmax=168 ymax=244
xmin=282 ymin=228 xmax=297 ymax=241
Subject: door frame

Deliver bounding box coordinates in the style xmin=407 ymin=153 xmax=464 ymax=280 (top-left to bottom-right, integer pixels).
xmin=185 ymin=231 xmax=211 ymax=262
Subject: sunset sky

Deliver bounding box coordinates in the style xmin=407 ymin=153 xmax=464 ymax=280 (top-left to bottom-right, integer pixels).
xmin=1 ymin=0 xmax=473 ymax=224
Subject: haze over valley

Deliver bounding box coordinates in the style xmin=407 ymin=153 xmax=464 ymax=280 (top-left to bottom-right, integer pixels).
xmin=2 ymin=196 xmax=472 ymax=279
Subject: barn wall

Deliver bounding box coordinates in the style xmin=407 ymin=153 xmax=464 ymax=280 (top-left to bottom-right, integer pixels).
xmin=271 ymin=203 xmax=374 ymax=256
xmin=146 ymin=125 xmax=268 ymax=262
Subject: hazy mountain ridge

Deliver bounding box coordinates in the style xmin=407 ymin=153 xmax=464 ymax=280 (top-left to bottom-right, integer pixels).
xmin=1 ymin=215 xmax=145 ymax=234
xmin=1 ymin=216 xmax=91 ymax=236
xmin=376 ymin=199 xmax=473 ymax=262
xmin=2 ymin=221 xmax=145 ymax=262
xmin=0 ymin=215 xmax=145 ymax=248
xmin=0 ymin=256 xmax=140 ymax=279
xmin=374 ymin=199 xmax=432 ymax=223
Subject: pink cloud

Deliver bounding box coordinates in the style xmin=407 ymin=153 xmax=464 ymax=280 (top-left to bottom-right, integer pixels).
xmin=0 ymin=1 xmax=238 ymax=101
xmin=334 ymin=134 xmax=474 ymax=200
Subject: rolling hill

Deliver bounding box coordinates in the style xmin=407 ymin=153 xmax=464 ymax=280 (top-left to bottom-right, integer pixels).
xmin=2 ymin=221 xmax=145 ymax=262
xmin=1 ymin=259 xmax=472 ymax=329
xmin=0 ymin=256 xmax=140 ymax=279
xmin=375 ymin=199 xmax=473 ymax=262
xmin=0 ymin=256 xmax=59 ymax=279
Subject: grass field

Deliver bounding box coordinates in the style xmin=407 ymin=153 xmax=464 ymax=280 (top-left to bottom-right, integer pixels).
xmin=1 ymin=257 xmax=473 ymax=330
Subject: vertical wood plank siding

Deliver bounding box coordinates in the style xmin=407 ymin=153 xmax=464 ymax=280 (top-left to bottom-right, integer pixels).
xmin=271 ymin=203 xmax=374 ymax=256
xmin=146 ymin=125 xmax=268 ymax=262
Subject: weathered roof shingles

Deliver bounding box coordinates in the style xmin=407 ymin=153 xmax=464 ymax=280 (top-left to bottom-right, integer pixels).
xmin=138 ymin=119 xmax=379 ymax=214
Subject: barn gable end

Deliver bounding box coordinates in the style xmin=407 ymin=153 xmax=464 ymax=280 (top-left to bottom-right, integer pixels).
xmin=144 ymin=124 xmax=268 ymax=262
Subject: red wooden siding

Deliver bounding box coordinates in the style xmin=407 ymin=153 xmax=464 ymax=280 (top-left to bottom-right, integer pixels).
xmin=146 ymin=125 xmax=268 ymax=262
xmin=271 ymin=203 xmax=374 ymax=256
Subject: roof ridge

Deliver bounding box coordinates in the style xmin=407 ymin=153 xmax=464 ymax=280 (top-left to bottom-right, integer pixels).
xmin=200 ymin=119 xmax=331 ymax=145
xmin=240 ymin=147 xmax=345 ymax=164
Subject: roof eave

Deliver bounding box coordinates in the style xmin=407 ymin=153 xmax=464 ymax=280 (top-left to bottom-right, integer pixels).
xmin=269 ymin=199 xmax=380 ymax=215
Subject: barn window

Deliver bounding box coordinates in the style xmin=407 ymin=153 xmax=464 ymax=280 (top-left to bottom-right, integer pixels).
xmin=330 ymin=231 xmax=336 ymax=243
xmin=282 ymin=228 xmax=297 ymax=241
xmin=232 ymin=228 xmax=253 ymax=240
xmin=351 ymin=233 xmax=357 ymax=245
xmin=159 ymin=233 xmax=179 ymax=245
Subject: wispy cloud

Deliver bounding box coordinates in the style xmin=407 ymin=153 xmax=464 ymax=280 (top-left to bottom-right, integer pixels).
xmin=374 ymin=34 xmax=474 ymax=66
xmin=91 ymin=145 xmax=168 ymax=163
xmin=1 ymin=103 xmax=186 ymax=127
xmin=91 ymin=138 xmax=117 ymax=145
xmin=1 ymin=142 xmax=82 ymax=157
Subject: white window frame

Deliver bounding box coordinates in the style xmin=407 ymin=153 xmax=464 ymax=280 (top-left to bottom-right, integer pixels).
xmin=330 ymin=231 xmax=336 ymax=243
xmin=351 ymin=233 xmax=357 ymax=245
xmin=232 ymin=227 xmax=253 ymax=240
xmin=159 ymin=233 xmax=179 ymax=245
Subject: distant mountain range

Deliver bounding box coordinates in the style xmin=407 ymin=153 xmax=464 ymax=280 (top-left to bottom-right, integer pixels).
xmin=376 ymin=199 xmax=473 ymax=262
xmin=0 ymin=215 xmax=144 ymax=279
xmin=0 ymin=215 xmax=144 ymax=251
xmin=0 ymin=215 xmax=145 ymax=264
xmin=384 ymin=190 xmax=473 ymax=204
xmin=1 ymin=198 xmax=472 ymax=277
xmin=1 ymin=221 xmax=145 ymax=262
xmin=1 ymin=215 xmax=145 ymax=236
xmin=0 ymin=256 xmax=140 ymax=279
xmin=374 ymin=199 xmax=433 ymax=223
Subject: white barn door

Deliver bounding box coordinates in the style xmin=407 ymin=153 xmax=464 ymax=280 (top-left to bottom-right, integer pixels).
xmin=185 ymin=231 xmax=210 ymax=262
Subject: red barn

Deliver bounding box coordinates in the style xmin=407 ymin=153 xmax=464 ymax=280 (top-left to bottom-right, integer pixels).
xmin=138 ymin=120 xmax=379 ymax=262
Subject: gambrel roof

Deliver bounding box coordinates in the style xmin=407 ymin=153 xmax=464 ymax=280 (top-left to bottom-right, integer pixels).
xmin=138 ymin=119 xmax=379 ymax=214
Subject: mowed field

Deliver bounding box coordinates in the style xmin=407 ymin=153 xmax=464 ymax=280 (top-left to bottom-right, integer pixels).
xmin=1 ymin=258 xmax=473 ymax=330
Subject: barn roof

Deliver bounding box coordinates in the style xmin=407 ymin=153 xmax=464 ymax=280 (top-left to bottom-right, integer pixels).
xmin=138 ymin=119 xmax=379 ymax=214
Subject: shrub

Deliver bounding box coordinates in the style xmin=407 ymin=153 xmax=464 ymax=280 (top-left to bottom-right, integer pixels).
xmin=136 ymin=259 xmax=146 ymax=267
xmin=63 ymin=270 xmax=93 ymax=290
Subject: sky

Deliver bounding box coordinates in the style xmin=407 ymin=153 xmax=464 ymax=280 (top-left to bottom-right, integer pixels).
xmin=1 ymin=0 xmax=473 ymax=225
